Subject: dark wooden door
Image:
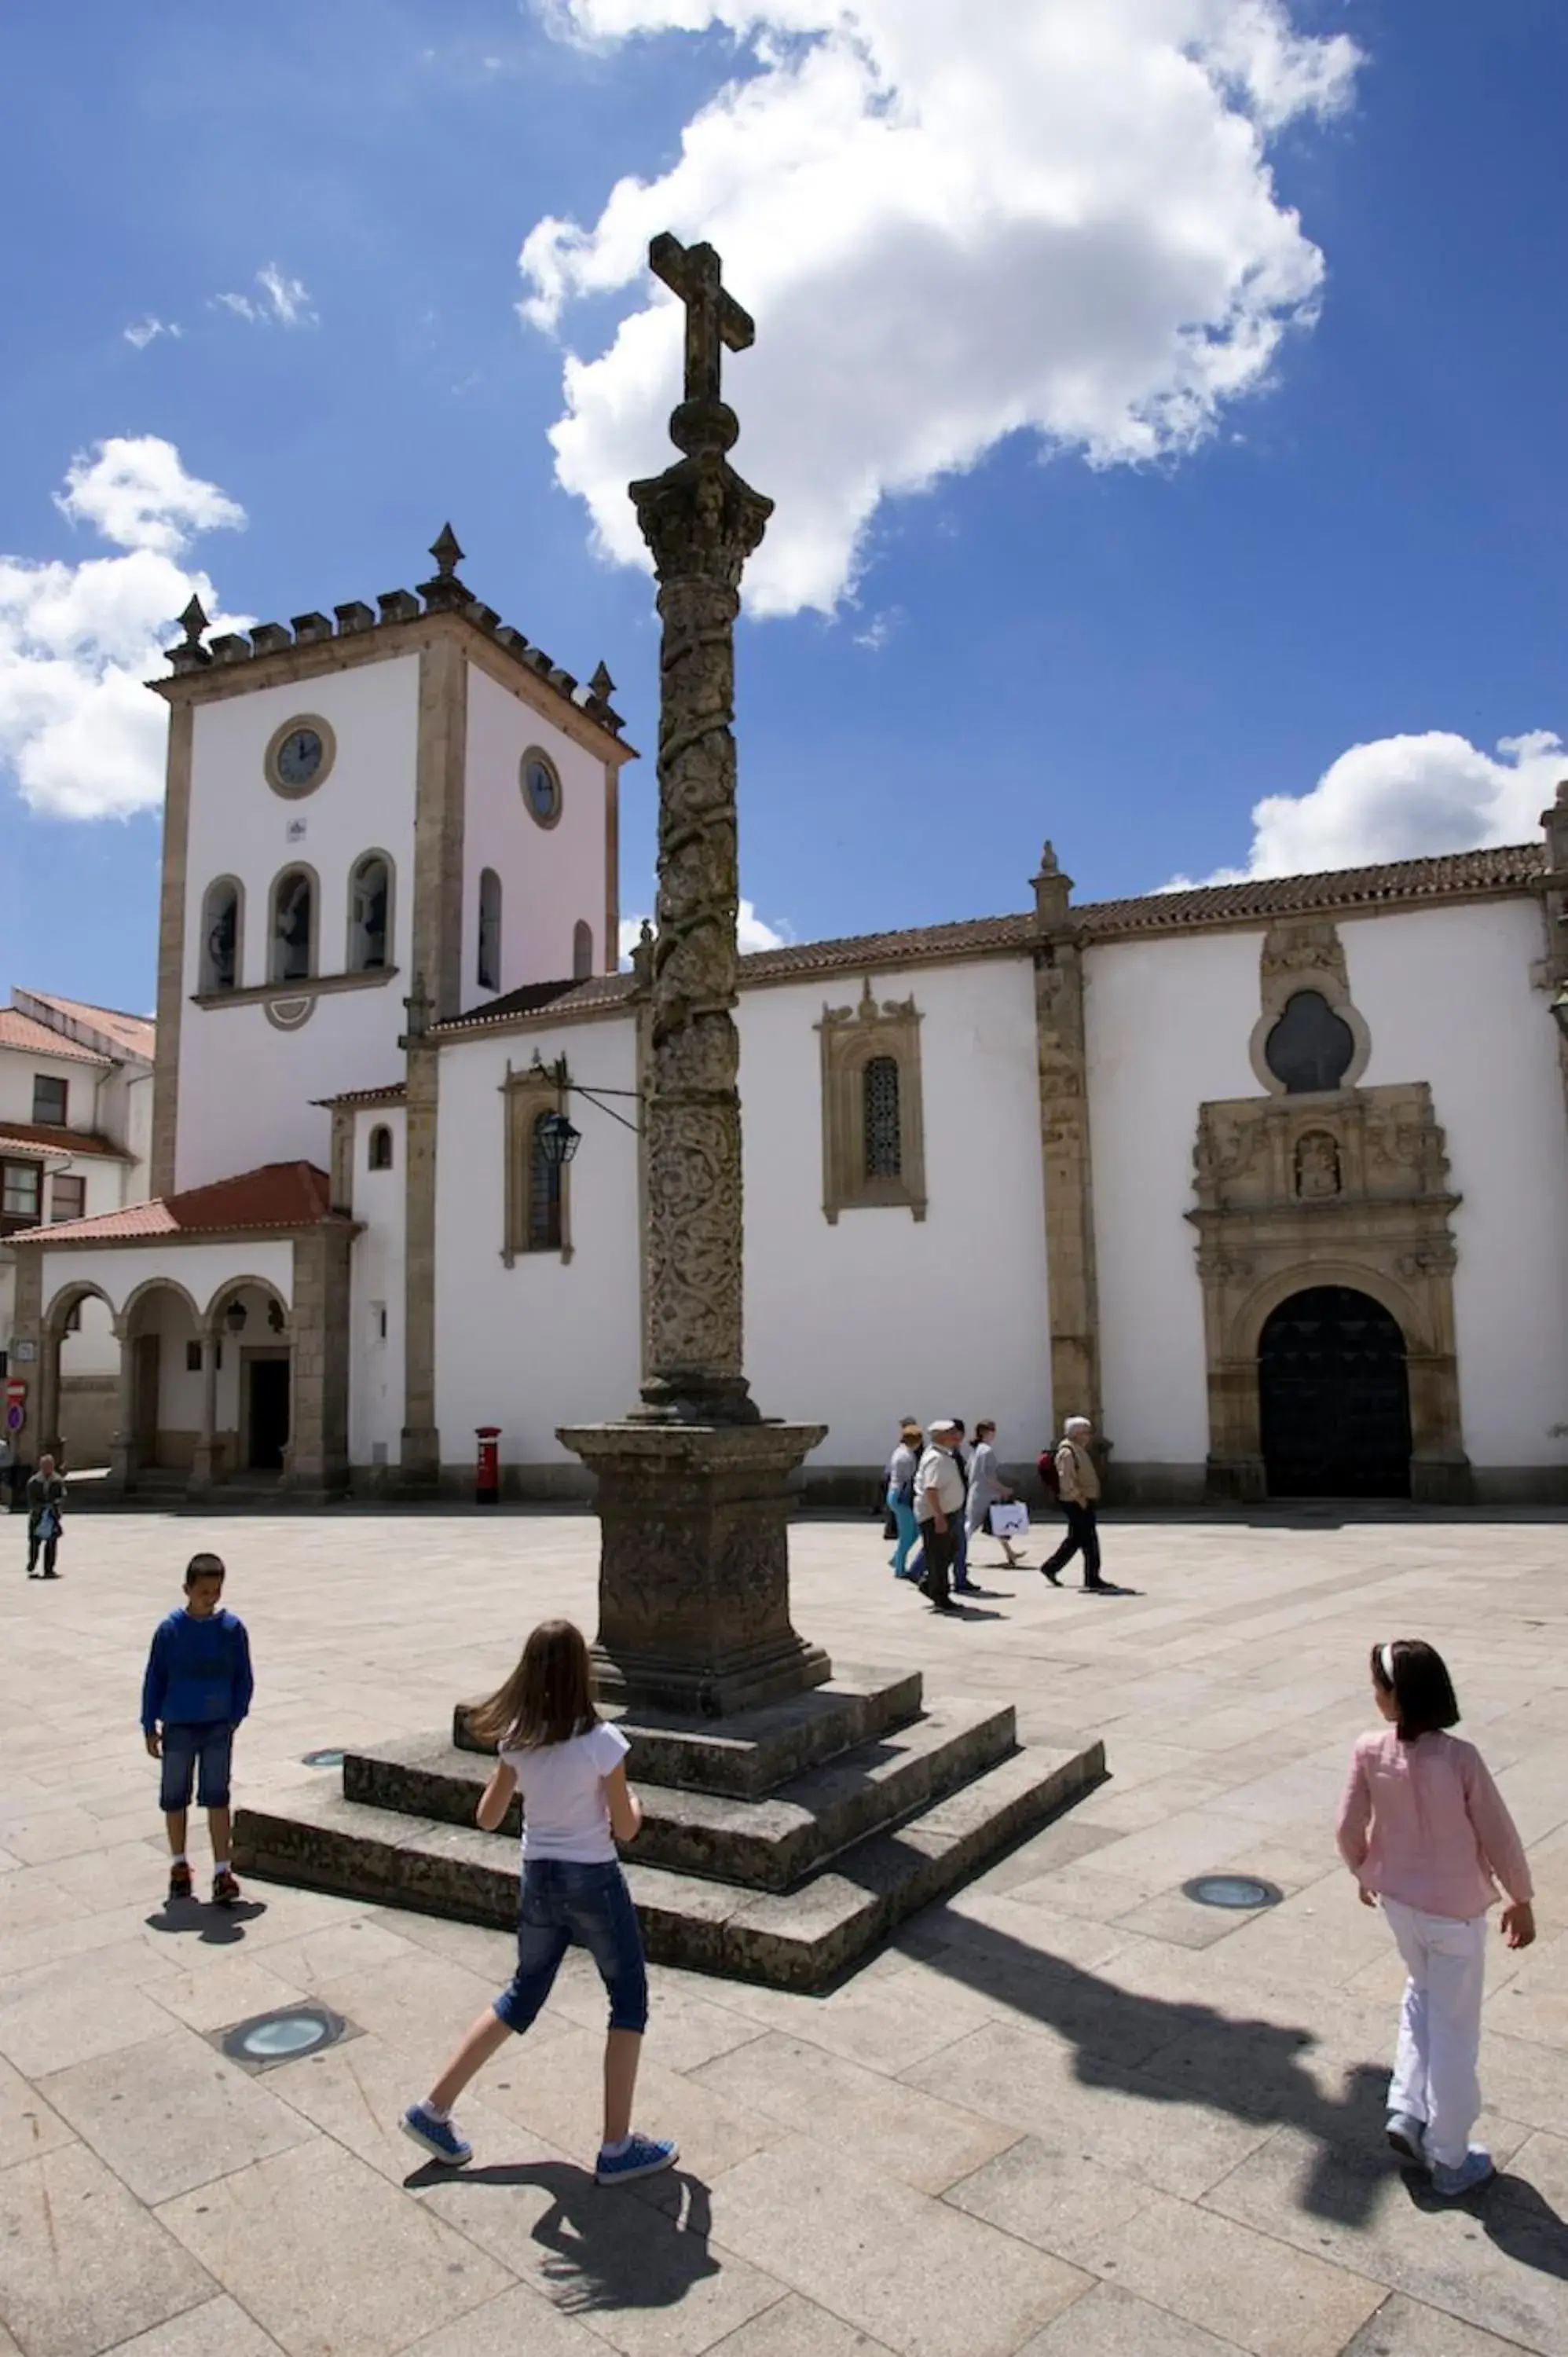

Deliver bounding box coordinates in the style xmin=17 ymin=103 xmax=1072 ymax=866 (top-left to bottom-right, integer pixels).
xmin=247 ymin=1358 xmax=291 ymax=1472
xmin=1258 ymin=1286 xmax=1412 ymax=1498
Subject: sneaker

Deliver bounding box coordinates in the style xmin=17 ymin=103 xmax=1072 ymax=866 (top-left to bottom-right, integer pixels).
xmin=595 ymin=2134 xmax=678 ymax=2187
xmin=211 ymin=1869 xmax=242 ymax=1907
xmin=167 ymin=1862 xmax=193 ymax=1903
xmin=1385 ymin=2111 xmax=1427 ymax=2165
xmin=1431 ymin=2147 xmax=1494 ymax=2198
xmin=401 ymin=2103 xmax=473 ymax=2167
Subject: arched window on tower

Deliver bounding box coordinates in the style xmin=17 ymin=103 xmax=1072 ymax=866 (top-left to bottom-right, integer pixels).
xmin=529 ymin=1111 xmax=563 ymax=1252
xmin=348 ymin=853 xmax=390 ymax=972
xmin=269 ymin=867 xmax=314 ymax=984
xmin=863 ymin=1055 xmax=903 ymax=1181
xmin=478 ymin=869 xmax=502 ymax=992
xmin=201 ymin=878 xmax=242 ymax=993
xmin=572 ymin=920 xmax=594 ymax=981
xmin=368 ymin=1124 xmax=394 ymax=1171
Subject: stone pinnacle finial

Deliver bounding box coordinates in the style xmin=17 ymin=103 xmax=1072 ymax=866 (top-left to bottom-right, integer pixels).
xmin=1039 ymin=840 xmax=1060 ymax=875
xmin=589 ymin=660 xmax=616 ymax=702
xmin=429 ymin=523 xmax=464 ymax=577
xmin=1033 ymin=839 xmax=1073 ymax=926
xmin=166 ymin=593 xmax=213 ymax=672
xmin=180 ymin=594 xmax=209 ymax=645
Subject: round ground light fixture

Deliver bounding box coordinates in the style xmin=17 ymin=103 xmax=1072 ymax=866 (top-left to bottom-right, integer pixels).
xmin=222 ymin=2005 xmax=346 ymax=2069
xmin=1182 ymin=1874 xmax=1283 ymax=1911
xmin=302 ymin=1747 xmax=345 ymax=1769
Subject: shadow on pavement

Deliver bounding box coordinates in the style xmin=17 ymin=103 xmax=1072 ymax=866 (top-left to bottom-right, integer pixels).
xmin=411 ymin=2159 xmax=720 ymax=2315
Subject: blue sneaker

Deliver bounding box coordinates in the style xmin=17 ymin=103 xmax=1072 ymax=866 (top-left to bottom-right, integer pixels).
xmin=1431 ymin=2147 xmax=1494 ymax=2198
xmin=595 ymin=2133 xmax=678 ymax=2187
xmin=401 ymin=2102 xmax=472 ymax=2166
xmin=1386 ymin=2111 xmax=1427 ymax=2165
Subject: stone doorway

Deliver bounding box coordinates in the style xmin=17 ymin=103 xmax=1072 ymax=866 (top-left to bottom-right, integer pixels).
xmin=1258 ymin=1285 xmax=1412 ymax=1499
xmin=244 ymin=1351 xmax=291 ymax=1472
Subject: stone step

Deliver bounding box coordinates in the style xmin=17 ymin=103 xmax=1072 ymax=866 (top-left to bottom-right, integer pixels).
xmin=346 ymin=1697 xmax=1017 ymax=1893
xmin=232 ymin=1734 xmax=1105 ymax=1992
xmin=452 ymin=1666 xmax=925 ymax=1798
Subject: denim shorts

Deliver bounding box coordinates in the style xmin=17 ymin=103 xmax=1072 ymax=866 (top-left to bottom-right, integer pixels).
xmin=493 ymin=1858 xmax=648 ymax=2036
xmin=159 ymin=1722 xmax=233 ymax=1813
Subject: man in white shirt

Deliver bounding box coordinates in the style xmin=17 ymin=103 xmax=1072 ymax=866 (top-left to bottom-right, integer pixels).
xmin=914 ymin=1417 xmax=967 ymax=1613
xmin=1041 ymin=1416 xmax=1108 ymax=1591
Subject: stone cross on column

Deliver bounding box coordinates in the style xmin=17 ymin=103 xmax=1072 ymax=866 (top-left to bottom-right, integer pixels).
xmin=560 ymin=234 xmax=829 ymax=1717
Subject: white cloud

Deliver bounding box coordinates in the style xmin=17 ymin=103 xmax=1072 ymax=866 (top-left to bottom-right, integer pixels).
xmin=123 ymin=317 xmax=182 ymax=350
xmin=852 ymin=608 xmax=901 ymax=653
xmin=520 ymin=0 xmax=1358 ymax=616
xmin=2 ymin=440 xmax=247 ymax=820
xmin=214 ymin=263 xmax=317 ymax=328
xmin=1163 ymin=729 xmax=1566 ymax=889
xmin=617 ymin=899 xmax=793 ymax=966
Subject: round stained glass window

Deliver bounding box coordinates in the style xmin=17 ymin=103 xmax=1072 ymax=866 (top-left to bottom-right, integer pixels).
xmin=1182 ymin=1874 xmax=1282 ymax=1911
xmin=521 ymin=750 xmax=562 ymax=829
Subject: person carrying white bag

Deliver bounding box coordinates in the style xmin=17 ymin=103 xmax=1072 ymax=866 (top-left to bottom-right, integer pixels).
xmin=965 ymin=1420 xmax=1026 ymax=1568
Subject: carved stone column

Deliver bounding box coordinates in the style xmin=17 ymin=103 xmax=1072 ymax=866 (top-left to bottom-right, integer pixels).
xmin=1031 ymin=847 xmax=1103 ymax=1441
xmin=560 ymin=235 xmax=827 ymax=1717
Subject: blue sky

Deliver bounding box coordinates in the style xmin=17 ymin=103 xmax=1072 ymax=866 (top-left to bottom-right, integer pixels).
xmin=1 ymin=0 xmax=1564 ymax=1015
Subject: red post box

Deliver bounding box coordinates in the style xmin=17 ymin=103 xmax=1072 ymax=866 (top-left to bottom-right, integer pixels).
xmin=475 ymin=1426 xmax=501 ymax=1507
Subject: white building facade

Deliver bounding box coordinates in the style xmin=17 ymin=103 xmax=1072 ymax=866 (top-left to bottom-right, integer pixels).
xmin=13 ymin=534 xmax=1568 ymax=1505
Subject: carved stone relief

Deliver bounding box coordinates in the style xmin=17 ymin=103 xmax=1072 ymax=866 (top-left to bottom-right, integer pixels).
xmin=1248 ymin=916 xmax=1372 ymax=1096
xmin=1189 ymin=1080 xmax=1469 ymax=1503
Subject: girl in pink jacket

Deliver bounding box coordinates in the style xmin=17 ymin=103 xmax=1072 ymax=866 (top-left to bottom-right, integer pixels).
xmin=1337 ymin=1638 xmax=1535 ymax=2198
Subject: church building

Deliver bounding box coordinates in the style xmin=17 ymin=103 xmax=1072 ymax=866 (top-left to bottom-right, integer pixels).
xmin=11 ymin=530 xmax=1568 ymax=1505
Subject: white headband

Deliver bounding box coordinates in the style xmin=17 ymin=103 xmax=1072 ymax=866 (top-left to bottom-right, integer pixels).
xmin=1380 ymin=1641 xmax=1395 ymax=1683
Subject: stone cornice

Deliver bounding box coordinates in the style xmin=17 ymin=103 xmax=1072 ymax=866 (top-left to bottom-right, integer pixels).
xmin=151 ymin=606 xmax=639 ymax=768
xmin=191 ymin=966 xmax=399 ymax=1013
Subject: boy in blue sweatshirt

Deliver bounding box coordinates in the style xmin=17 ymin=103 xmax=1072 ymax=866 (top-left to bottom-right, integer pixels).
xmin=141 ymin=1552 xmax=253 ymax=1904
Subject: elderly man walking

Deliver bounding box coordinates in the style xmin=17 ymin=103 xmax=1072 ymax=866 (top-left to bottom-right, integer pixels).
xmin=915 ymin=1418 xmax=967 ymax=1615
xmin=1041 ymin=1417 xmax=1108 ymax=1593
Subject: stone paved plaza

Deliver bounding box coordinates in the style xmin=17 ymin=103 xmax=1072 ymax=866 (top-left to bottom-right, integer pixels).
xmin=2 ymin=1508 xmax=1567 ymax=2357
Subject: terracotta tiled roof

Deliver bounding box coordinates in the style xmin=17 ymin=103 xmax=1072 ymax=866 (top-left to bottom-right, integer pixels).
xmin=1075 ymin=842 xmax=1546 ymax=938
xmin=0 ymin=1008 xmax=113 ymax=1065
xmin=13 ymin=1160 xmax=341 ymax=1248
xmin=18 ymin=993 xmax=156 ymax=1062
xmin=423 ymin=842 xmax=1548 ymax=1043
xmin=0 ymin=1121 xmax=131 ymax=1161
xmin=313 ymin=1081 xmax=408 ymax=1109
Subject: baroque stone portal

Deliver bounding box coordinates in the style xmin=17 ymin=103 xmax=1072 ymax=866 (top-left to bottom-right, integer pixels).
xmin=1189 ymin=1080 xmax=1469 ymax=1503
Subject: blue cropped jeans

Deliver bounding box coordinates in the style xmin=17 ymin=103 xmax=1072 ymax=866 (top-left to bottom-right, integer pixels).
xmin=493 ymin=1858 xmax=648 ymax=2036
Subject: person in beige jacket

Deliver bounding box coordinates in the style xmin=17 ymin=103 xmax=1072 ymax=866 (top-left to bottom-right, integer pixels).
xmin=1041 ymin=1416 xmax=1108 ymax=1592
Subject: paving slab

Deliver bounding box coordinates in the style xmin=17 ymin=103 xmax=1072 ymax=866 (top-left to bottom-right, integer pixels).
xmin=0 ymin=2054 xmax=74 ymax=2174
xmin=705 ymin=2291 xmax=894 ymax=2354
xmin=398 ymin=2281 xmax=619 ymax=2357
xmin=0 ymin=2142 xmax=214 ymax=2357
xmin=942 ymin=2133 xmax=1162 ymax=2267
xmin=38 ymin=2029 xmax=315 ymax=2205
xmin=101 ymin=2296 xmax=286 ymax=2357
xmin=1337 ymin=2291 xmax=1554 ymax=2355
xmin=155 ymin=2139 xmax=513 ymax=2357
xmin=1013 ymin=2281 xmax=1245 ymax=2356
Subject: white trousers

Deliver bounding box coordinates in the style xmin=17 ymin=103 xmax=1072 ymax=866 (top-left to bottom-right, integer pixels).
xmin=1382 ymin=1897 xmax=1487 ymax=2168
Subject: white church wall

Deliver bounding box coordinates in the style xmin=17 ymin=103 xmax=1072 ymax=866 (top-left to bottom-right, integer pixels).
xmin=432 ymin=1017 xmax=643 ymax=1482
xmin=739 ymin=957 xmax=1052 ymax=1482
xmin=462 ymin=666 xmax=610 ymax=1001
xmin=1086 ymin=929 xmax=1262 ymax=1486
xmin=178 ymin=658 xmax=419 ymax=1191
xmin=1343 ymin=900 xmax=1568 ymax=1484
xmin=349 ymin=1105 xmax=407 ymax=1474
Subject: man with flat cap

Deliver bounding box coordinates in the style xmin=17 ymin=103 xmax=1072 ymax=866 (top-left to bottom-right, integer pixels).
xmin=914 ymin=1417 xmax=966 ymax=1614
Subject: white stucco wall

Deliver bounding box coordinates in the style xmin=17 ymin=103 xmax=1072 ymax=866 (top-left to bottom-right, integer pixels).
xmin=348 ymin=1105 xmax=407 ymax=1467
xmin=1086 ymin=929 xmax=1263 ymax=1467
xmin=177 ymin=658 xmax=418 ymax=1189
xmin=462 ymin=666 xmax=610 ymax=1002
xmin=432 ymin=1018 xmax=642 ymax=1467
xmin=740 ymin=959 xmax=1052 ymax=1469
xmin=1343 ymin=900 xmax=1568 ymax=1472
xmin=37 ymin=1240 xmax=293 ymax=1327
xmin=0 ymin=1043 xmax=104 ymax=1132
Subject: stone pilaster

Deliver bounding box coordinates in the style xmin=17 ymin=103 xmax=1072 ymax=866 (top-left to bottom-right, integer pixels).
xmin=412 ymin=637 xmax=469 ymax=1024
xmin=400 ymin=981 xmax=441 ymax=1490
xmin=150 ymin=700 xmax=196 ymax=1198
xmin=1031 ymin=845 xmax=1103 ymax=1438
xmin=1538 ymin=781 xmax=1568 ymax=1132
xmin=288 ymin=1228 xmax=353 ymax=1496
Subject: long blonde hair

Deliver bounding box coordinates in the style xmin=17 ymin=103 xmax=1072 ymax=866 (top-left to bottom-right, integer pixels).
xmin=466 ymin=1618 xmax=599 ymax=1751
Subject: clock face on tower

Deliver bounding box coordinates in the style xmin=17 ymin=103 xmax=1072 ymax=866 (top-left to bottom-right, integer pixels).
xmin=521 ymin=750 xmax=562 ymax=828
xmin=265 ymin=714 xmax=336 ymax=798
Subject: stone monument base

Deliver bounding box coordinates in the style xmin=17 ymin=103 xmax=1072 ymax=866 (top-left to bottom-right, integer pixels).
xmin=560 ymin=1417 xmax=832 ymax=1717
xmin=233 ymin=1668 xmax=1105 ymax=1991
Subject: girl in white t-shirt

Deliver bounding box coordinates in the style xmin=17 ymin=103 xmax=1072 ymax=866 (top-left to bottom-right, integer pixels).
xmin=402 ymin=1618 xmax=675 ymax=2186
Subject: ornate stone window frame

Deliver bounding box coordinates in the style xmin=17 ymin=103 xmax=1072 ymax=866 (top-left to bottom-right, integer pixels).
xmin=500 ymin=1060 xmax=573 ymax=1266
xmin=817 ymin=983 xmax=927 ymax=1223
xmin=520 ymin=746 xmax=563 ymax=831
xmin=1247 ymin=918 xmax=1372 ymax=1098
xmin=263 ymin=713 xmax=337 ymax=800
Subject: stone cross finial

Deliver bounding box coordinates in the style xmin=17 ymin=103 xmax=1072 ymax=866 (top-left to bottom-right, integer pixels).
xmin=650 ymin=233 xmax=756 ymax=410
xmin=429 ymin=523 xmax=464 ymax=577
